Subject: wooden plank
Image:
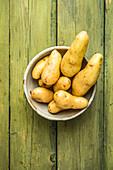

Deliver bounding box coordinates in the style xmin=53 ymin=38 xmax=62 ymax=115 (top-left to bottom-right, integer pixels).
xmin=104 ymin=0 xmax=113 ymax=168
xmin=10 ymin=0 xmax=56 ymax=169
xmin=29 ymin=1 xmax=56 ymax=169
xmin=10 ymin=1 xmax=32 ymax=169
xmin=0 ymin=0 xmax=9 ymax=169
xmin=57 ymin=0 xmax=104 ymax=169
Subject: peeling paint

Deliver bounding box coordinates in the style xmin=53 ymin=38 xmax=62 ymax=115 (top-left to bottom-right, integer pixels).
xmin=22 ymin=132 xmax=25 ymax=142
xmin=0 ymin=101 xmax=3 ymax=107
xmin=20 ymin=161 xmax=23 ymax=165
xmin=59 ymin=2 xmax=66 ymax=12
xmin=19 ymin=160 xmax=52 ymax=167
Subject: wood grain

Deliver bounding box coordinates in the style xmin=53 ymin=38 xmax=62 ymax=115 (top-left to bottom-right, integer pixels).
xmin=0 ymin=0 xmax=9 ymax=169
xmin=10 ymin=1 xmax=32 ymax=169
xmin=57 ymin=0 xmax=104 ymax=169
xmin=104 ymin=1 xmax=113 ymax=168
xmin=29 ymin=1 xmax=56 ymax=169
xmin=10 ymin=0 xmax=56 ymax=169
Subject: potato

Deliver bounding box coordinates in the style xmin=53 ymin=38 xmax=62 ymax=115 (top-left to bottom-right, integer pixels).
xmin=54 ymin=90 xmax=88 ymax=109
xmin=32 ymin=56 xmax=49 ymax=79
xmin=72 ymin=53 xmax=103 ymax=96
xmin=53 ymin=76 xmax=71 ymax=92
xmin=30 ymin=87 xmax=53 ymax=103
xmin=48 ymin=100 xmax=64 ymax=113
xmin=41 ymin=50 xmax=62 ymax=85
xmin=38 ymin=79 xmax=51 ymax=88
xmin=61 ymin=31 xmax=89 ymax=77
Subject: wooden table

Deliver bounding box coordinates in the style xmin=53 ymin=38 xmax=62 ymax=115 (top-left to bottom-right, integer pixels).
xmin=0 ymin=0 xmax=113 ymax=169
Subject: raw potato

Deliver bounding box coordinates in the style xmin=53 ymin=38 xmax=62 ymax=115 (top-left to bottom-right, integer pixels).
xmin=38 ymin=79 xmax=51 ymax=88
xmin=72 ymin=53 xmax=103 ymax=96
xmin=61 ymin=31 xmax=89 ymax=77
xmin=32 ymin=56 xmax=49 ymax=79
xmin=30 ymin=87 xmax=53 ymax=103
xmin=54 ymin=90 xmax=88 ymax=109
xmin=48 ymin=100 xmax=64 ymax=113
xmin=53 ymin=76 xmax=71 ymax=92
xmin=41 ymin=50 xmax=62 ymax=85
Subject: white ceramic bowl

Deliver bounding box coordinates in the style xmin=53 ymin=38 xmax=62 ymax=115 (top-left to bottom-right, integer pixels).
xmin=23 ymin=46 xmax=96 ymax=121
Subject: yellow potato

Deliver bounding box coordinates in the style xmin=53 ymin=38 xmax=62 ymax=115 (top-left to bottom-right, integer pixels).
xmin=61 ymin=31 xmax=89 ymax=77
xmin=53 ymin=76 xmax=71 ymax=92
xmin=30 ymin=87 xmax=53 ymax=103
xmin=48 ymin=100 xmax=64 ymax=113
xmin=72 ymin=53 xmax=103 ymax=96
xmin=38 ymin=79 xmax=51 ymax=88
xmin=41 ymin=50 xmax=62 ymax=85
xmin=54 ymin=90 xmax=88 ymax=109
xmin=32 ymin=56 xmax=49 ymax=79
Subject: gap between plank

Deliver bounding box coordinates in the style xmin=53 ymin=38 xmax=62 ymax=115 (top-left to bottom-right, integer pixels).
xmin=9 ymin=0 xmax=11 ymax=169
xmin=103 ymin=0 xmax=106 ymax=168
xmin=56 ymin=0 xmax=58 ymax=169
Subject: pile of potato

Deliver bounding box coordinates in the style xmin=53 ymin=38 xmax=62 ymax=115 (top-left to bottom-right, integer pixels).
xmin=30 ymin=31 xmax=103 ymax=113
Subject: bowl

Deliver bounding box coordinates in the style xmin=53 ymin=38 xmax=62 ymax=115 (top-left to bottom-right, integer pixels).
xmin=23 ymin=46 xmax=96 ymax=121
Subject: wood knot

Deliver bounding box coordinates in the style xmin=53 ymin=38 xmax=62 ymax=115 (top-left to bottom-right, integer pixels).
xmin=50 ymin=153 xmax=56 ymax=163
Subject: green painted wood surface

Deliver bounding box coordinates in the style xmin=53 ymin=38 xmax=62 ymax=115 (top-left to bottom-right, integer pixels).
xmin=104 ymin=0 xmax=113 ymax=169
xmin=57 ymin=0 xmax=104 ymax=169
xmin=28 ymin=0 xmax=56 ymax=169
xmin=10 ymin=0 xmax=56 ymax=169
xmin=0 ymin=0 xmax=9 ymax=169
xmin=1 ymin=0 xmax=113 ymax=169
xmin=10 ymin=1 xmax=32 ymax=169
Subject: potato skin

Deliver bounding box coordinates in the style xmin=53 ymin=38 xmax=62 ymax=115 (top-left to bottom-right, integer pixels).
xmin=61 ymin=31 xmax=89 ymax=77
xmin=41 ymin=50 xmax=62 ymax=85
xmin=53 ymin=76 xmax=71 ymax=92
xmin=30 ymin=87 xmax=53 ymax=103
xmin=32 ymin=56 xmax=49 ymax=79
xmin=48 ymin=100 xmax=64 ymax=113
xmin=72 ymin=53 xmax=103 ymax=96
xmin=38 ymin=79 xmax=51 ymax=88
xmin=54 ymin=90 xmax=88 ymax=109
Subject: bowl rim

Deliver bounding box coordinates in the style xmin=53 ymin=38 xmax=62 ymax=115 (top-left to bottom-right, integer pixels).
xmin=23 ymin=46 xmax=97 ymax=121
